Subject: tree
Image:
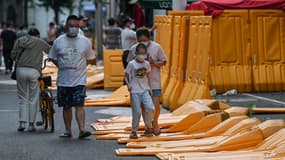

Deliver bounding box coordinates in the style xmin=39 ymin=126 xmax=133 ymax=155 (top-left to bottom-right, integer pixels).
xmin=38 ymin=0 xmax=75 ymax=24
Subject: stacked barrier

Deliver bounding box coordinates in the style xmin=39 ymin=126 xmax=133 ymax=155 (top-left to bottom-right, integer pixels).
xmin=160 ymin=11 xmax=204 ymax=109
xmin=168 ymin=16 xmax=190 ymax=110
xmin=103 ymin=49 xmax=124 ymax=89
xmin=176 ymin=16 xmax=212 ymax=108
xmin=210 ymin=9 xmax=285 ymax=93
xmin=162 ymin=16 xmax=183 ymax=108
xmin=99 ymin=9 xmax=285 ymax=108
xmin=250 ymin=10 xmax=285 ymax=92
xmin=209 ymin=10 xmax=252 ymax=93
xmin=155 ymin=16 xmax=174 ymax=93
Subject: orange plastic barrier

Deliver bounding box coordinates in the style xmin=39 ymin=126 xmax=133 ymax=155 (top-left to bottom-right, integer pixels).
xmin=154 ymin=16 xmax=174 ymax=94
xmin=250 ymin=10 xmax=285 ymax=91
xmin=209 ymin=10 xmax=252 ymax=93
xmin=163 ymin=11 xmax=205 ymax=110
xmin=176 ymin=16 xmax=212 ymax=107
xmin=209 ymin=9 xmax=285 ymax=93
xmin=162 ymin=16 xmax=182 ymax=107
xmin=168 ymin=16 xmax=190 ymax=110
xmin=103 ymin=49 xmax=124 ymax=89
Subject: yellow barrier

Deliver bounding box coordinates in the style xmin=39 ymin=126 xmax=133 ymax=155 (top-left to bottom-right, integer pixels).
xmin=158 ymin=16 xmax=173 ymax=94
xmin=209 ymin=9 xmax=285 ymax=93
xmin=162 ymin=16 xmax=182 ymax=107
xmin=103 ymin=49 xmax=124 ymax=89
xmin=162 ymin=11 xmax=204 ymax=109
xmin=209 ymin=10 xmax=252 ymax=93
xmin=168 ymin=16 xmax=190 ymax=110
xmin=250 ymin=10 xmax=285 ymax=92
xmin=177 ymin=16 xmax=212 ymax=107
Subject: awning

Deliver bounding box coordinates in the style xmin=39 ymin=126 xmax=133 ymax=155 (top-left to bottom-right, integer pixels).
xmin=138 ymin=0 xmax=198 ymax=9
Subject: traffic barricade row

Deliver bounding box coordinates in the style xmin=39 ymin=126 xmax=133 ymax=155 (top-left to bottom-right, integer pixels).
xmin=154 ymin=9 xmax=285 ymax=110
xmin=102 ymin=9 xmax=285 ymax=109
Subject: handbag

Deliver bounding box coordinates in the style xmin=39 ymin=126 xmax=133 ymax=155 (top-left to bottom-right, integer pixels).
xmin=11 ymin=48 xmax=25 ymax=80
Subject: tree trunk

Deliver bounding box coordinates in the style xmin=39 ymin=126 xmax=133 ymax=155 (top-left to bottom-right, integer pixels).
xmin=54 ymin=8 xmax=59 ymax=24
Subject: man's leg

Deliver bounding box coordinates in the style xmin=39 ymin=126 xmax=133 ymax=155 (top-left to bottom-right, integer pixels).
xmin=75 ymin=106 xmax=85 ymax=132
xmin=63 ymin=107 xmax=72 ymax=134
xmin=76 ymin=106 xmax=92 ymax=138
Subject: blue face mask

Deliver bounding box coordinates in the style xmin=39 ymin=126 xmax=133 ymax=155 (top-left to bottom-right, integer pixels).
xmin=68 ymin=27 xmax=79 ymax=36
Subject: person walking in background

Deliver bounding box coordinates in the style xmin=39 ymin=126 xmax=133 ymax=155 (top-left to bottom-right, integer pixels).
xmin=47 ymin=22 xmax=57 ymax=45
xmin=48 ymin=15 xmax=95 ymax=139
xmin=121 ymin=16 xmax=137 ymax=69
xmin=128 ymin=28 xmax=167 ymax=136
xmin=1 ymin=22 xmax=17 ymax=74
xmin=16 ymin=25 xmax=28 ymax=38
xmin=11 ymin=28 xmax=51 ymax=132
xmin=129 ymin=0 xmax=145 ymax=28
xmin=104 ymin=18 xmax=122 ymax=49
xmin=78 ymin=15 xmax=89 ymax=36
xmin=125 ymin=43 xmax=154 ymax=139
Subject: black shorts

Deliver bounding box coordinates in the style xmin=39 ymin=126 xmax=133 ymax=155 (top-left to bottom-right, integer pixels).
xmin=57 ymin=85 xmax=85 ymax=108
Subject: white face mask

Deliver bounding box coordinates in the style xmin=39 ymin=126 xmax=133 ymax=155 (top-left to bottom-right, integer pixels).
xmin=136 ymin=54 xmax=147 ymax=62
xmin=67 ymin=27 xmax=79 ymax=36
xmin=142 ymin=41 xmax=150 ymax=47
xmin=130 ymin=23 xmax=136 ymax=29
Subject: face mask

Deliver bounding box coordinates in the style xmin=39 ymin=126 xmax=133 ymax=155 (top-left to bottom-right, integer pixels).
xmin=68 ymin=27 xmax=79 ymax=36
xmin=130 ymin=23 xmax=136 ymax=29
xmin=142 ymin=41 xmax=150 ymax=47
xmin=136 ymin=54 xmax=147 ymax=62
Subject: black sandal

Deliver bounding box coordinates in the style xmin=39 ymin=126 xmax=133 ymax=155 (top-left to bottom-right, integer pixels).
xmin=78 ymin=131 xmax=91 ymax=139
xmin=153 ymin=130 xmax=161 ymax=136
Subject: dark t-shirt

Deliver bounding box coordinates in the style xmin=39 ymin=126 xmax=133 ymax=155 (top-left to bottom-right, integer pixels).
xmin=1 ymin=30 xmax=17 ymax=52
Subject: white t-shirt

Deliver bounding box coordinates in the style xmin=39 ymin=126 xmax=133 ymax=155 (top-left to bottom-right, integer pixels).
xmin=128 ymin=41 xmax=167 ymax=90
xmin=121 ymin=27 xmax=137 ymax=50
xmin=125 ymin=60 xmax=151 ymax=94
xmin=48 ymin=34 xmax=95 ymax=87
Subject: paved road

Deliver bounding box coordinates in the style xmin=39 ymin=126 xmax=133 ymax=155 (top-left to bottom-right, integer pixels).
xmin=0 ymin=71 xmax=157 ymax=160
xmin=0 ymin=70 xmax=285 ymax=160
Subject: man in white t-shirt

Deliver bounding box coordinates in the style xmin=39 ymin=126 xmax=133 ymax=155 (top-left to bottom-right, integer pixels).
xmin=48 ymin=15 xmax=95 ymax=139
xmin=128 ymin=28 xmax=167 ymax=135
xmin=121 ymin=16 xmax=137 ymax=69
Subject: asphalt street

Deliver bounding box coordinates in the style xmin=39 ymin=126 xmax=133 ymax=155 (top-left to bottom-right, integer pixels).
xmin=0 ymin=70 xmax=157 ymax=160
xmin=0 ymin=68 xmax=285 ymax=160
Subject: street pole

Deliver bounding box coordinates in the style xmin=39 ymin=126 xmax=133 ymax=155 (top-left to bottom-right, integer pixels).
xmin=172 ymin=0 xmax=187 ymax=10
xmin=95 ymin=0 xmax=103 ymax=66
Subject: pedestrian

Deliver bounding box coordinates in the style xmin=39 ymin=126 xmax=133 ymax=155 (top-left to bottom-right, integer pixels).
xmin=78 ymin=15 xmax=89 ymax=36
xmin=127 ymin=27 xmax=167 ymax=135
xmin=0 ymin=22 xmax=17 ymax=74
xmin=47 ymin=22 xmax=57 ymax=45
xmin=48 ymin=15 xmax=95 ymax=139
xmin=11 ymin=28 xmax=51 ymax=132
xmin=121 ymin=16 xmax=137 ymax=69
xmin=125 ymin=43 xmax=154 ymax=139
xmin=129 ymin=0 xmax=145 ymax=28
xmin=16 ymin=25 xmax=28 ymax=38
xmin=104 ymin=18 xmax=122 ymax=49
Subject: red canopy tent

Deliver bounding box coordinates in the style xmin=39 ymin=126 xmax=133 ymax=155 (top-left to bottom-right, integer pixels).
xmin=187 ymin=0 xmax=285 ymax=16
